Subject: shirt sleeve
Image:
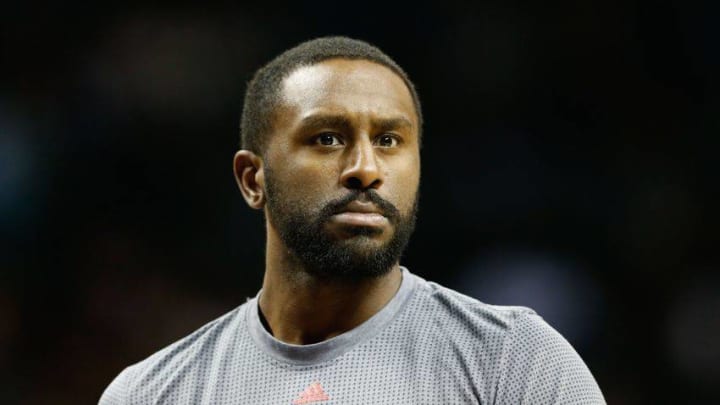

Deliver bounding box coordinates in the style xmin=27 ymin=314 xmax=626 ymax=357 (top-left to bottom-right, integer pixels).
xmin=493 ymin=312 xmax=606 ymax=405
xmin=98 ymin=366 xmax=131 ymax=405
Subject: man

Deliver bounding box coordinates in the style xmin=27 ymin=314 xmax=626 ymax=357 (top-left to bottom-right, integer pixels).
xmin=100 ymin=37 xmax=605 ymax=404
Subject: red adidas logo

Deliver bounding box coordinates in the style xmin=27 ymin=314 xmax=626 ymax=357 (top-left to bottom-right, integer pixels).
xmin=292 ymin=381 xmax=330 ymax=404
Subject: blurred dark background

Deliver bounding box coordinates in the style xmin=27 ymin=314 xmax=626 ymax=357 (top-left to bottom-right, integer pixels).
xmin=1 ymin=0 xmax=718 ymax=403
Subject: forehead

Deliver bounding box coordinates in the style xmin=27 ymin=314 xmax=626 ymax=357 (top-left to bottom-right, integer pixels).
xmin=279 ymin=59 xmax=417 ymax=127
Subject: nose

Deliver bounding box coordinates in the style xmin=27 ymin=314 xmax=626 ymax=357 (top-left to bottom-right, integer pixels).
xmin=340 ymin=138 xmax=383 ymax=190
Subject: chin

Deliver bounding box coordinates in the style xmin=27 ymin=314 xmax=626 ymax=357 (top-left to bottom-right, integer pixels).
xmin=338 ymin=233 xmax=391 ymax=251
xmin=332 ymin=223 xmax=387 ymax=238
xmin=300 ymin=238 xmax=399 ymax=282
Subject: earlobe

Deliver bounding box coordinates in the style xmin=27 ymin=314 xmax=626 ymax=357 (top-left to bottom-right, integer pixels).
xmin=233 ymin=150 xmax=265 ymax=210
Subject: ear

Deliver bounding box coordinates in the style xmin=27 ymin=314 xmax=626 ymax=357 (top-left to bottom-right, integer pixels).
xmin=233 ymin=150 xmax=265 ymax=210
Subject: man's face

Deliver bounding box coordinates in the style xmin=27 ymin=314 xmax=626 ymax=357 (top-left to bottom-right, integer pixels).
xmin=262 ymin=58 xmax=421 ymax=281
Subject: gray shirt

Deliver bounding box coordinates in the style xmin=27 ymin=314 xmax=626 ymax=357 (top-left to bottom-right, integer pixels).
xmin=100 ymin=268 xmax=605 ymax=404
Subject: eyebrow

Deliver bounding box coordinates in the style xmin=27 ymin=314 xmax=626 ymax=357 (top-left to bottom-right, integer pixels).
xmin=299 ymin=114 xmax=414 ymax=133
xmin=300 ymin=114 xmax=353 ymax=133
xmin=375 ymin=117 xmax=414 ymax=133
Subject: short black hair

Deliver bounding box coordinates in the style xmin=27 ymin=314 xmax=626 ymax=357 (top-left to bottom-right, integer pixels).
xmin=240 ymin=36 xmax=422 ymax=154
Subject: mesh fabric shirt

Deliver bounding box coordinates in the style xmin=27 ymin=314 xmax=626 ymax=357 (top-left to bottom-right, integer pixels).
xmin=99 ymin=268 xmax=605 ymax=404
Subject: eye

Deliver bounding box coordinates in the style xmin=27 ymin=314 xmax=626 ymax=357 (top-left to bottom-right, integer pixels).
xmin=375 ymin=134 xmax=399 ymax=148
xmin=315 ymin=133 xmax=343 ymax=146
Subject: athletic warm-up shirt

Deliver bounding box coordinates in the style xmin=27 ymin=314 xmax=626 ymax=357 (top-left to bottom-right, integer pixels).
xmin=100 ymin=268 xmax=605 ymax=404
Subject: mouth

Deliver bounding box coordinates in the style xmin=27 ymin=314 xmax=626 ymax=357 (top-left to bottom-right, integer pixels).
xmin=330 ymin=200 xmax=389 ymax=227
xmin=331 ymin=211 xmax=388 ymax=227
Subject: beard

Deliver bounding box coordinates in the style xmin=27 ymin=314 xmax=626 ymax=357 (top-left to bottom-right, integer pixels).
xmin=264 ymin=167 xmax=418 ymax=283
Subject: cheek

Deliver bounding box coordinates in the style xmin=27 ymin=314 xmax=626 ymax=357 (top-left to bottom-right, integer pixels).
xmin=399 ymin=181 xmax=420 ymax=213
xmin=387 ymin=158 xmax=420 ymax=211
xmin=267 ymin=144 xmax=337 ymax=194
xmin=269 ymin=160 xmax=339 ymax=208
xmin=292 ymin=160 xmax=338 ymax=194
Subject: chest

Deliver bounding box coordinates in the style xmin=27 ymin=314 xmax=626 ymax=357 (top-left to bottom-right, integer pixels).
xmin=195 ymin=346 xmax=487 ymax=405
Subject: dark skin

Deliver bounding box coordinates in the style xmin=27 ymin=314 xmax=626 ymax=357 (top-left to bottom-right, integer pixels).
xmin=233 ymin=59 xmax=420 ymax=345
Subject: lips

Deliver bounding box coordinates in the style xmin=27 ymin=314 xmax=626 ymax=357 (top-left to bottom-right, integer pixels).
xmin=331 ymin=200 xmax=388 ymax=227
xmin=339 ymin=200 xmax=384 ymax=215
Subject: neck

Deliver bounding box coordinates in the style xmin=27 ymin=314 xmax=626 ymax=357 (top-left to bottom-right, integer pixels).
xmin=258 ymin=229 xmax=402 ymax=345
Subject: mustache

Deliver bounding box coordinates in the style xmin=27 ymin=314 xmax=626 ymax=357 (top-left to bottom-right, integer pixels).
xmin=319 ymin=190 xmax=401 ymax=223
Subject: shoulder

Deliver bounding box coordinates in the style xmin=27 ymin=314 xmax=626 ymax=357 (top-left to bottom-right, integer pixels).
xmin=403 ymin=274 xmax=535 ymax=382
xmin=98 ymin=302 xmax=250 ymax=405
xmin=409 ymin=273 xmax=536 ymax=336
xmin=406 ymin=273 xmax=605 ymax=404
xmin=495 ymin=311 xmax=606 ymax=403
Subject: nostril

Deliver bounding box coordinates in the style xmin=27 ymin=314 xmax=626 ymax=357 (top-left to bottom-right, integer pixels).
xmin=345 ymin=177 xmax=362 ymax=189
